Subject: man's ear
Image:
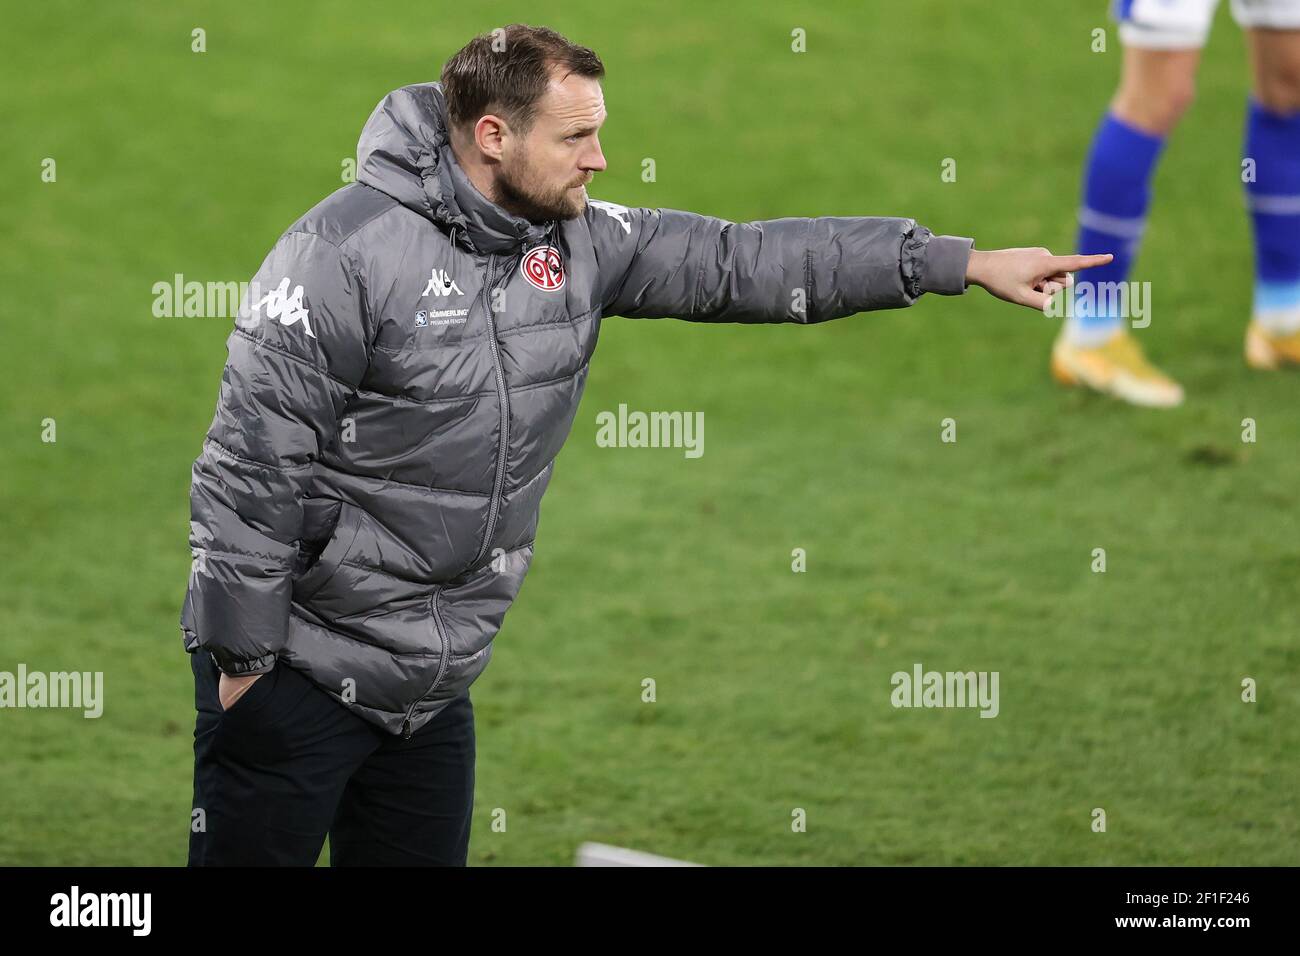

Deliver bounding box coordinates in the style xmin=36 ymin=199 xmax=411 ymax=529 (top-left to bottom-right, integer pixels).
xmin=473 ymin=114 xmax=508 ymax=162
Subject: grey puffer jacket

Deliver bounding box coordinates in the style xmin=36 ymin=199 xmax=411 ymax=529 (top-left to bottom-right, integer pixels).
xmin=179 ymin=80 xmax=974 ymax=737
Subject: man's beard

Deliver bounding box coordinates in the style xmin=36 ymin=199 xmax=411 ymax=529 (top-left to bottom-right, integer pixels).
xmin=497 ymin=155 xmax=589 ymax=224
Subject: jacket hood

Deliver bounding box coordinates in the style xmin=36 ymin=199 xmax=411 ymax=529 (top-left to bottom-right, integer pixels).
xmin=355 ymin=81 xmax=555 ymax=255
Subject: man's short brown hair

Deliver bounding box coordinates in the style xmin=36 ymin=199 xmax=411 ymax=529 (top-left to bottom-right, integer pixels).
xmin=441 ymin=24 xmax=605 ymax=138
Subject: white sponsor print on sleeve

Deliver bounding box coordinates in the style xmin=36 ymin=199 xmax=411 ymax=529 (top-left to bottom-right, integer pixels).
xmin=589 ymin=198 xmax=632 ymax=235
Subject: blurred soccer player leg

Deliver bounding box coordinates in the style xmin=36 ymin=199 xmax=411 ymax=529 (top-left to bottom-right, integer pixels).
xmin=1052 ymin=0 xmax=1213 ymax=406
xmin=1239 ymin=6 xmax=1300 ymax=366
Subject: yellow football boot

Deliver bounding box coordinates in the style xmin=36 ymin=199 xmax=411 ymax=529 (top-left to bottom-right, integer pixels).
xmin=1244 ymin=320 xmax=1300 ymax=370
xmin=1050 ymin=329 xmax=1184 ymax=408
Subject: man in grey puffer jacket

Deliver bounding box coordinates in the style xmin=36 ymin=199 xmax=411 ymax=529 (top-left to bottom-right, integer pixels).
xmin=181 ymin=24 xmax=1111 ymax=865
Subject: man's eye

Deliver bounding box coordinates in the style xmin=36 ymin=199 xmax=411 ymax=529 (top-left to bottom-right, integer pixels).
xmin=565 ymin=135 xmax=580 ymax=143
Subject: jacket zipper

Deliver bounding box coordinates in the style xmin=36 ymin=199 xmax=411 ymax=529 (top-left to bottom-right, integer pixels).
xmin=400 ymin=252 xmax=509 ymax=739
xmin=470 ymin=253 xmax=510 ymax=569
xmin=400 ymin=589 xmax=450 ymax=739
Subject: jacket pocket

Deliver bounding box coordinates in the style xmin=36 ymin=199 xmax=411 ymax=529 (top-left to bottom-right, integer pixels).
xmin=293 ymin=502 xmax=362 ymax=603
xmin=218 ymin=665 xmax=279 ymax=717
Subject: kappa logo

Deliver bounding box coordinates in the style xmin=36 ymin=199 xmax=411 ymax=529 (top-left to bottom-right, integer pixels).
xmin=520 ymin=245 xmax=565 ymax=291
xmin=589 ymin=199 xmax=632 ymax=236
xmin=422 ymin=268 xmax=463 ymax=297
xmin=249 ymin=276 xmax=316 ymax=338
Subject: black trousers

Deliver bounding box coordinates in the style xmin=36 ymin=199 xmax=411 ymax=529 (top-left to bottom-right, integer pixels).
xmin=188 ymin=649 xmax=475 ymax=866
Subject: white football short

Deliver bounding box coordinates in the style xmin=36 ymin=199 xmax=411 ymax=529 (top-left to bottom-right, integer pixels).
xmin=1113 ymin=0 xmax=1300 ymax=49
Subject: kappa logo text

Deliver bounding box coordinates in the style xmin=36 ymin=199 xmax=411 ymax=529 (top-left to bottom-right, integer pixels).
xmin=422 ymin=268 xmax=463 ymax=297
xmin=244 ymin=276 xmax=316 ymax=338
xmin=589 ymin=199 xmax=633 ymax=235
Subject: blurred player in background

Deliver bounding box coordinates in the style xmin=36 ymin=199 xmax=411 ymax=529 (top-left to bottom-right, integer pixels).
xmin=1053 ymin=0 xmax=1300 ymax=407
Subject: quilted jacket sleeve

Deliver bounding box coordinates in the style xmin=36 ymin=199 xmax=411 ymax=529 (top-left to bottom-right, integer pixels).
xmin=180 ymin=230 xmax=374 ymax=676
xmin=585 ymin=199 xmax=973 ymax=323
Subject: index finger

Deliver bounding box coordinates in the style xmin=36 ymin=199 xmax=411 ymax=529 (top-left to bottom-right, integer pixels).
xmin=1046 ymin=253 xmax=1114 ymax=272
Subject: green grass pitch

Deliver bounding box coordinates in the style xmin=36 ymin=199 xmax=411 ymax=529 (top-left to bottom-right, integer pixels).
xmin=0 ymin=0 xmax=1295 ymax=864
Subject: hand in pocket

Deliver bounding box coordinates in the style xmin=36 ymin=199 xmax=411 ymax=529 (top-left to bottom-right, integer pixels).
xmin=219 ymin=672 xmax=267 ymax=712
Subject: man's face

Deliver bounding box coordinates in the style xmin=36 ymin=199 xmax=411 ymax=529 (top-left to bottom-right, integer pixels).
xmin=496 ymin=71 xmax=608 ymax=223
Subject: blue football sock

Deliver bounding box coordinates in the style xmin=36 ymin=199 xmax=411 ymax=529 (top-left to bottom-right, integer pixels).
xmin=1066 ymin=112 xmax=1167 ymax=347
xmin=1244 ymin=98 xmax=1300 ymax=333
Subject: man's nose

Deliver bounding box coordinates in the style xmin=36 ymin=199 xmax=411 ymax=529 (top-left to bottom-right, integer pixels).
xmin=582 ymin=135 xmax=607 ymax=173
